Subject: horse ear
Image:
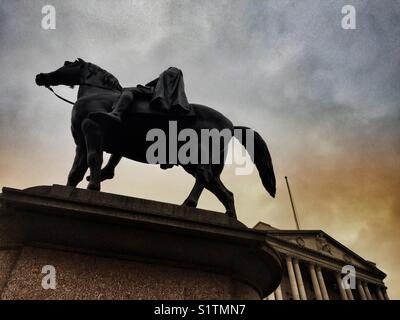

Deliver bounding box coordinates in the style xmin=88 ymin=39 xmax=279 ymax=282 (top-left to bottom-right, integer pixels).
xmin=64 ymin=60 xmax=73 ymax=66
xmin=77 ymin=58 xmax=85 ymax=63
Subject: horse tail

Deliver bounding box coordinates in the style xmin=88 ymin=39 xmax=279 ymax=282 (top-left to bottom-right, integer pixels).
xmin=234 ymin=126 xmax=276 ymax=198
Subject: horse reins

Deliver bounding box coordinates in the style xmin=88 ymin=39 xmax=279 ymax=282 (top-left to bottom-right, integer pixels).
xmin=46 ymin=86 xmax=75 ymax=105
xmin=46 ymin=83 xmax=121 ymax=105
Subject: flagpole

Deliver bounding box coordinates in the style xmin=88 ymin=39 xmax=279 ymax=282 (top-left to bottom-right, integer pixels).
xmin=285 ymin=176 xmax=300 ymax=230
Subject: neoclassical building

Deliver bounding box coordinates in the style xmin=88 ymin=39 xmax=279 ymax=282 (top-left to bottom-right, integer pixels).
xmin=254 ymin=222 xmax=389 ymax=300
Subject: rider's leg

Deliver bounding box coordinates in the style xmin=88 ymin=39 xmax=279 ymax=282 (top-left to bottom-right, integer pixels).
xmin=90 ymin=89 xmax=133 ymax=124
xmin=107 ymin=89 xmax=134 ymax=122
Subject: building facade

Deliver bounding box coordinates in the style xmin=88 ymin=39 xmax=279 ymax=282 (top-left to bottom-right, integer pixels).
xmin=254 ymin=222 xmax=389 ymax=300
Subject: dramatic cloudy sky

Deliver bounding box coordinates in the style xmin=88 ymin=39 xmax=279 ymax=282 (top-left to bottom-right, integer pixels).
xmin=1 ymin=0 xmax=399 ymax=298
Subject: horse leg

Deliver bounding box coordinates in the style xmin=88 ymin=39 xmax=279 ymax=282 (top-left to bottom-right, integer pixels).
xmin=86 ymin=154 xmax=121 ymax=182
xmin=182 ymin=179 xmax=205 ymax=208
xmin=81 ymin=119 xmax=103 ymax=191
xmin=182 ymin=163 xmax=214 ymax=208
xmin=66 ymin=144 xmax=88 ymax=187
xmin=205 ymin=177 xmax=237 ymax=219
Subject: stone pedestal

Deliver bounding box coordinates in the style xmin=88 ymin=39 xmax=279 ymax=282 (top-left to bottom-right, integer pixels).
xmin=0 ymin=185 xmax=282 ymax=300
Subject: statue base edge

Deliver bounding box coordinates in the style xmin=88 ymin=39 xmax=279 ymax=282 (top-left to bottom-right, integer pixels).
xmin=0 ymin=185 xmax=282 ymax=300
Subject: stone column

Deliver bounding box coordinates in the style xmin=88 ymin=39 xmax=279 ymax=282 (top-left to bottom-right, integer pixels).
xmin=376 ymin=287 xmax=385 ymax=300
xmin=335 ymin=273 xmax=348 ymax=300
xmin=383 ymin=288 xmax=390 ymax=300
xmin=357 ymin=281 xmax=367 ymax=300
xmin=293 ymin=258 xmax=307 ymax=300
xmin=316 ymin=266 xmax=330 ymax=300
xmin=345 ymin=288 xmax=354 ymax=300
xmin=363 ymin=282 xmax=373 ymax=300
xmin=308 ymin=263 xmax=323 ymax=300
xmin=286 ymin=256 xmax=300 ymax=300
xmin=275 ymin=284 xmax=283 ymax=300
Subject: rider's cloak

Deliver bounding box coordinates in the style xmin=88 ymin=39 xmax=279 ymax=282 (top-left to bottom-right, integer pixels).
xmin=136 ymin=67 xmax=191 ymax=114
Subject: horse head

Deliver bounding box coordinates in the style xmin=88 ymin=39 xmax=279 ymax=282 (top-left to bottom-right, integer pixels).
xmin=35 ymin=58 xmax=122 ymax=93
xmin=35 ymin=58 xmax=86 ymax=87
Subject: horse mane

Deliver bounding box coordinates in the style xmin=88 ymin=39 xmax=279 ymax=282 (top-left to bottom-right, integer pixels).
xmin=85 ymin=62 xmax=122 ymax=91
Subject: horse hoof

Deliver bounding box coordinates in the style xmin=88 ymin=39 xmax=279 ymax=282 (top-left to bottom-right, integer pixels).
xmin=226 ymin=211 xmax=237 ymax=219
xmin=87 ymin=182 xmax=100 ymax=191
xmin=86 ymin=170 xmax=114 ymax=182
xmin=182 ymin=199 xmax=197 ymax=208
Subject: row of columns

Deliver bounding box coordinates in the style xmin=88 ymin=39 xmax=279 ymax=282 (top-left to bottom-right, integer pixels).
xmin=308 ymin=262 xmax=329 ymax=300
xmin=285 ymin=256 xmax=324 ymax=300
xmin=336 ymin=273 xmax=389 ymax=300
xmin=285 ymin=255 xmax=329 ymax=300
xmin=267 ymin=255 xmax=390 ymax=300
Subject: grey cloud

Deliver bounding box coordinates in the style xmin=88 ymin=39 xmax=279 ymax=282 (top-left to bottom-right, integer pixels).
xmin=0 ymin=0 xmax=399 ymax=297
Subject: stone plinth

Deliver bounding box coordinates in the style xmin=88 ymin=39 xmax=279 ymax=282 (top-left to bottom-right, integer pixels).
xmin=0 ymin=185 xmax=282 ymax=300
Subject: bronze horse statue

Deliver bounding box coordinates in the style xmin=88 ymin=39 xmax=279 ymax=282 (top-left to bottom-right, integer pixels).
xmin=35 ymin=58 xmax=275 ymax=219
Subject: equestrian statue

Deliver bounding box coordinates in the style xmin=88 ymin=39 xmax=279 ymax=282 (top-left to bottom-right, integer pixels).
xmin=35 ymin=58 xmax=276 ymax=219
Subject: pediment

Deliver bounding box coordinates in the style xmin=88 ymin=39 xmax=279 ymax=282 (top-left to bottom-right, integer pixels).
xmin=253 ymin=223 xmax=381 ymax=274
xmin=278 ymin=232 xmax=362 ymax=265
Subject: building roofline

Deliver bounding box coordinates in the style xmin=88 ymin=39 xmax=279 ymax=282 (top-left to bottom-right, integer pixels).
xmin=252 ymin=224 xmax=386 ymax=279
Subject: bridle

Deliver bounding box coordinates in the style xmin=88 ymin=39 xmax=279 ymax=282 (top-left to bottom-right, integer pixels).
xmin=45 ymin=82 xmax=122 ymax=105
xmin=45 ymin=86 xmax=75 ymax=105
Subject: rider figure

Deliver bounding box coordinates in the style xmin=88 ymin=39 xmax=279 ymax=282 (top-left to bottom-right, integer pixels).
xmin=92 ymin=67 xmax=191 ymax=124
xmin=90 ymin=67 xmax=191 ymax=170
